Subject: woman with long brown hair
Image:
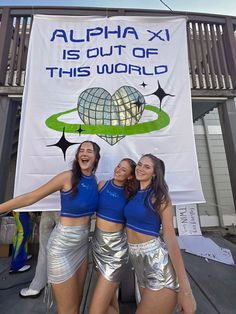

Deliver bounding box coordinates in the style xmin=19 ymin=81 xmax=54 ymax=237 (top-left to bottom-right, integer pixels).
xmin=0 ymin=140 xmax=101 ymax=314
xmin=89 ymin=158 xmax=136 ymax=314
xmin=124 ymin=154 xmax=196 ymax=314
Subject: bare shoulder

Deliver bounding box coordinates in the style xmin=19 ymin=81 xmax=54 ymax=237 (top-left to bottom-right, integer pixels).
xmin=19 ymin=170 xmax=73 ymax=200
xmin=59 ymin=170 xmax=72 ymax=179
xmin=56 ymin=170 xmax=73 ymax=189
xmin=51 ymin=170 xmax=71 ymax=183
xmin=98 ymin=180 xmax=106 ymax=191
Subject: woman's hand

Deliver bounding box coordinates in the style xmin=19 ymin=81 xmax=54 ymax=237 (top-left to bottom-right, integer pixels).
xmin=176 ymin=290 xmax=197 ymax=314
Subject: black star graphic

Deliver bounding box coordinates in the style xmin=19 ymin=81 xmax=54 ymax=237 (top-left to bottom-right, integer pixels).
xmin=47 ymin=128 xmax=80 ymax=161
xmin=140 ymin=81 xmax=147 ymax=88
xmin=133 ymin=96 xmax=145 ymax=112
xmin=146 ymin=81 xmax=174 ymax=110
xmin=76 ymin=125 xmax=85 ymax=136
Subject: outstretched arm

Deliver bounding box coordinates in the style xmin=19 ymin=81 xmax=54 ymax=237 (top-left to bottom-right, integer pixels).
xmin=0 ymin=171 xmax=71 ymax=214
xmin=160 ymin=202 xmax=196 ymax=314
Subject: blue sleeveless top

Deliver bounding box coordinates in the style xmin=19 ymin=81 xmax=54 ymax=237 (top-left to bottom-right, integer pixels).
xmin=96 ymin=180 xmax=127 ymax=224
xmin=124 ymin=189 xmax=161 ymax=236
xmin=60 ymin=174 xmax=98 ymax=218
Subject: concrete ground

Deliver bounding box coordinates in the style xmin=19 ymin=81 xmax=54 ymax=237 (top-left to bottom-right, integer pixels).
xmin=0 ymin=233 xmax=236 ymax=314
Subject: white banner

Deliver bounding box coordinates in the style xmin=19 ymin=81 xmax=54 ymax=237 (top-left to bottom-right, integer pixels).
xmin=14 ymin=15 xmax=205 ymax=211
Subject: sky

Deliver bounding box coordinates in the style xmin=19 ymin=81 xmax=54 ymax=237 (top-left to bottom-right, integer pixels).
xmin=1 ymin=0 xmax=236 ymax=17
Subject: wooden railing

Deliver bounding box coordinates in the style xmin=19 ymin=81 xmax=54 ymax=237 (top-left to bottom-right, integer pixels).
xmin=0 ymin=6 xmax=236 ymax=94
xmin=188 ymin=21 xmax=232 ymax=89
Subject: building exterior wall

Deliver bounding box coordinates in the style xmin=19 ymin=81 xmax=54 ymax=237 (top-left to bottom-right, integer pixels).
xmin=194 ymin=108 xmax=236 ymax=227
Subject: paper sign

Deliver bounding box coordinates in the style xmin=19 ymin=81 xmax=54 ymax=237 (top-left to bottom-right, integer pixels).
xmin=176 ymin=204 xmax=202 ymax=236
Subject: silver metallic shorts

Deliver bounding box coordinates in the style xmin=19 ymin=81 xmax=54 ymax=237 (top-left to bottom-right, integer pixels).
xmin=129 ymin=237 xmax=179 ymax=292
xmin=92 ymin=227 xmax=129 ymax=282
xmin=47 ymin=222 xmax=89 ymax=284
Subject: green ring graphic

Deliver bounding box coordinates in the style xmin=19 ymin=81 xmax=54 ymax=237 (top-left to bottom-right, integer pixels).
xmin=45 ymin=105 xmax=170 ymax=135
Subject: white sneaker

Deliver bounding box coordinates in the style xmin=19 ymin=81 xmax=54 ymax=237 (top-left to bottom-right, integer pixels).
xmin=9 ymin=265 xmax=31 ymax=274
xmin=19 ymin=287 xmax=41 ymax=298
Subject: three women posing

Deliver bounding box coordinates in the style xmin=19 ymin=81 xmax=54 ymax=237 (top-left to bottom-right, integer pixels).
xmin=0 ymin=147 xmax=196 ymax=314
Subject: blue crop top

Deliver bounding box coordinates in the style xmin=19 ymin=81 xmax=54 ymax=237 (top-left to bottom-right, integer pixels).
xmin=60 ymin=174 xmax=98 ymax=218
xmin=124 ymin=189 xmax=161 ymax=236
xmin=96 ymin=180 xmax=127 ymax=224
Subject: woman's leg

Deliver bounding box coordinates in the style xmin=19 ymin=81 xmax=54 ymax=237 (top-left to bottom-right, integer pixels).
xmin=136 ymin=287 xmax=177 ymax=314
xmin=109 ymin=289 xmax=120 ymax=314
xmin=76 ymin=257 xmax=89 ymax=307
xmin=89 ymin=272 xmax=119 ymax=314
xmin=52 ymin=258 xmax=88 ymax=314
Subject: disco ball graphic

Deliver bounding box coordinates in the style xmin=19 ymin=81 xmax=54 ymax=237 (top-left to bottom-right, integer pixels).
xmin=77 ymin=86 xmax=145 ymax=145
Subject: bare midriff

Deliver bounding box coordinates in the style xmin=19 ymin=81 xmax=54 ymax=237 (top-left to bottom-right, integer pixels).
xmin=96 ymin=216 xmax=124 ymax=232
xmin=60 ymin=215 xmax=91 ymax=226
xmin=126 ymin=228 xmax=156 ymax=244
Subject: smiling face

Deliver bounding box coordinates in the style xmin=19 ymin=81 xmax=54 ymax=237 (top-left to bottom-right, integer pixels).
xmin=135 ymin=156 xmax=155 ymax=188
xmin=113 ymin=160 xmax=133 ymax=185
xmin=77 ymin=142 xmax=96 ymax=176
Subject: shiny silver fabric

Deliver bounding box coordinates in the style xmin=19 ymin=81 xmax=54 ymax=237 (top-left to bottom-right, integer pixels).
xmin=128 ymin=237 xmax=179 ymax=291
xmin=92 ymin=227 xmax=129 ymax=282
xmin=47 ymin=222 xmax=89 ymax=284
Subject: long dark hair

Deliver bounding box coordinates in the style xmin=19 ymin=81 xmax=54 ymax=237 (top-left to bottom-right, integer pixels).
xmin=71 ymin=141 xmax=101 ymax=196
xmin=141 ymin=154 xmax=170 ymax=213
xmin=121 ymin=158 xmax=138 ymax=200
